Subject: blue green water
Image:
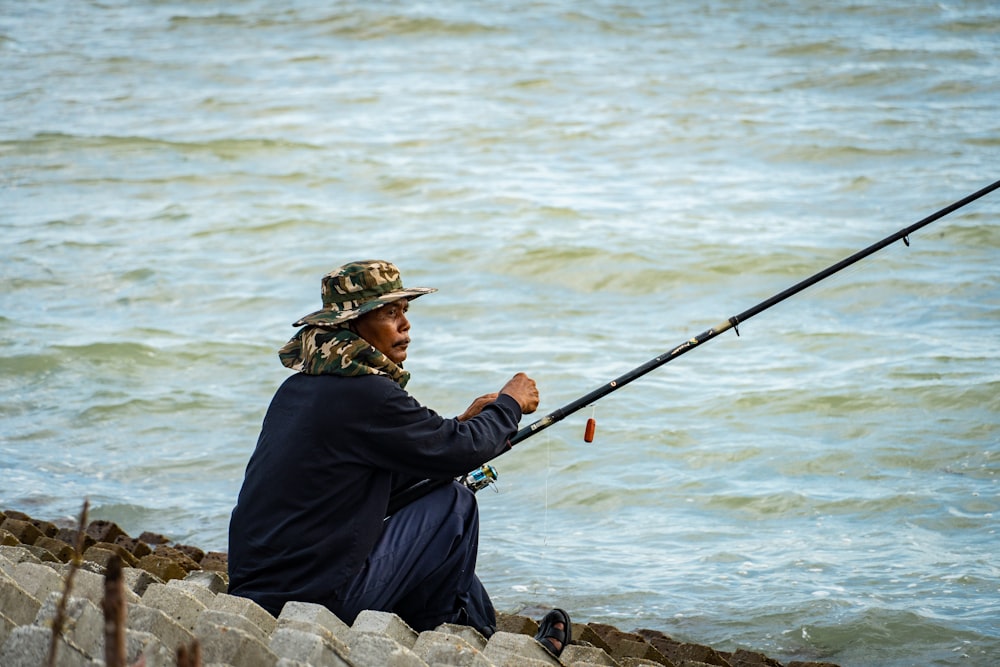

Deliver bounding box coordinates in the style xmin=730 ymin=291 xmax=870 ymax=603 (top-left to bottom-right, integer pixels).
xmin=2 ymin=2 xmax=998 ymax=665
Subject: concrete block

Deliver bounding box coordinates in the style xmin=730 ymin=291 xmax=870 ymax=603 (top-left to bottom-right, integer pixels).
xmin=0 ymin=609 xmax=16 ymax=650
xmin=211 ymin=592 xmax=277 ymax=637
xmin=352 ymin=609 xmax=418 ymax=649
xmin=1 ymin=518 xmax=43 ymax=545
xmin=348 ymin=631 xmax=428 ymax=667
xmin=126 ymin=602 xmax=196 ymax=655
xmin=12 ymin=561 xmax=66 ymax=602
xmin=560 ymin=643 xmax=620 ymax=666
xmin=433 ymin=623 xmax=489 ymax=650
xmin=496 ymin=610 xmax=538 ymax=635
xmin=198 ymin=609 xmax=271 ymax=645
xmin=168 ymin=577 xmax=218 ymax=607
xmin=35 ymin=592 xmax=104 ymax=658
xmin=269 ymin=626 xmax=353 ymax=667
xmin=193 ymin=615 xmax=279 ymax=667
xmin=34 ymin=536 xmax=77 ymax=562
xmin=412 ymin=630 xmax=493 ymax=667
xmin=0 ymin=624 xmax=99 ymax=667
xmin=126 ymin=629 xmax=181 ymax=667
xmin=183 ymin=568 xmax=229 ymax=594
xmin=0 ymin=545 xmax=43 ymax=565
xmin=138 ymin=554 xmax=189 ymax=582
xmin=142 ymin=581 xmax=209 ymax=631
xmin=0 ymin=573 xmax=41 ymax=626
xmin=482 ymin=631 xmax=561 ymax=667
xmin=62 ymin=565 xmax=140 ymax=607
xmin=278 ymin=600 xmax=352 ymax=645
xmin=85 ymin=519 xmax=126 ymax=544
xmin=123 ymin=565 xmax=163 ymax=596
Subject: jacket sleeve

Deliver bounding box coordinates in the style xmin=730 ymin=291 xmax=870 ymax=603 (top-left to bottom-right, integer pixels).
xmin=347 ymin=376 xmax=522 ymax=479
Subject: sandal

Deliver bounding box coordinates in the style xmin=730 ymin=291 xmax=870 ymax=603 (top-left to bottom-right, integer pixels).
xmin=534 ymin=608 xmax=572 ymax=658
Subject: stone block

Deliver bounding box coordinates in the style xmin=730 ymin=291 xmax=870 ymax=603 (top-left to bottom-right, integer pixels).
xmin=352 ymin=609 xmax=418 ymax=649
xmin=0 ymin=529 xmax=20 ymax=547
xmin=11 ymin=561 xmax=65 ymax=603
xmin=730 ymin=648 xmax=782 ymax=667
xmin=138 ymin=530 xmax=171 ymax=545
xmin=56 ymin=528 xmax=96 ymax=552
xmin=1 ymin=609 xmax=16 ymax=650
xmin=64 ymin=566 xmax=140 ymax=607
xmin=201 ymin=550 xmax=229 ymax=573
xmin=115 ymin=534 xmax=153 ymax=558
xmin=278 ymin=600 xmax=353 ymax=645
xmin=0 ymin=573 xmax=41 ymax=626
xmin=348 ymin=631 xmax=427 ymax=667
xmin=35 ymin=592 xmax=104 ymax=658
xmin=212 ymin=592 xmax=277 ymax=636
xmin=496 ymin=610 xmax=538 ymax=635
xmin=482 ymin=631 xmax=561 ymax=666
xmin=167 ymin=577 xmax=218 ymax=607
xmin=126 ymin=602 xmax=196 ymax=655
xmin=0 ymin=545 xmax=42 ymax=565
xmin=433 ymin=623 xmax=489 ymax=650
xmin=34 ymin=536 xmax=77 ymax=562
xmin=269 ymin=626 xmax=353 ymax=667
xmin=193 ymin=615 xmax=279 ymax=667
xmin=153 ymin=544 xmax=201 ymax=572
xmin=183 ymin=568 xmax=229 ymax=594
xmin=198 ymin=609 xmax=271 ymax=645
xmin=85 ymin=519 xmax=126 ymax=544
xmin=648 ymin=638 xmax=727 ymax=667
xmin=412 ymin=630 xmax=493 ymax=667
xmin=125 ymin=629 xmax=178 ymax=667
xmin=28 ymin=518 xmax=60 ymax=538
xmin=90 ymin=541 xmax=139 ymax=567
xmin=142 ymin=582 xmax=209 ymax=631
xmin=561 ymin=643 xmax=620 ymax=666
xmin=0 ymin=624 xmax=98 ymax=667
xmin=123 ymin=565 xmax=163 ymax=596
xmin=173 ymin=542 xmax=206 ymax=563
xmin=1 ymin=518 xmax=43 ymax=545
xmin=139 ymin=553 xmax=189 ymax=582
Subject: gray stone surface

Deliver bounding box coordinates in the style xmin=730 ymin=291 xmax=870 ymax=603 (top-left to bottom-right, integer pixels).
xmin=269 ymin=626 xmax=353 ymax=667
xmin=482 ymin=631 xmax=562 ymax=667
xmin=142 ymin=581 xmax=209 ymax=631
xmin=0 ymin=571 xmax=41 ymax=626
xmin=213 ymin=591 xmax=278 ymax=637
xmin=352 ymin=608 xmax=418 ymax=650
xmin=127 ymin=602 xmax=197 ymax=655
xmin=278 ymin=600 xmax=353 ymax=647
xmin=349 ymin=631 xmax=428 ymax=667
xmin=10 ymin=561 xmax=65 ymax=602
xmin=412 ymin=630 xmax=494 ymax=667
xmin=35 ymin=593 xmax=104 ymax=658
xmin=0 ymin=624 xmax=99 ymax=667
xmin=194 ymin=614 xmax=280 ymax=667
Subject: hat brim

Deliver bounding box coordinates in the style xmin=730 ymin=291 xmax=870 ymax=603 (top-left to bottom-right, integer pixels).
xmin=292 ymin=287 xmax=436 ymax=327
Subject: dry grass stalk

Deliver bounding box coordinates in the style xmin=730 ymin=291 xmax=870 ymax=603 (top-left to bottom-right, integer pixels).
xmin=46 ymin=498 xmax=89 ymax=667
xmin=103 ymin=554 xmax=126 ymax=667
xmin=176 ymin=640 xmax=202 ymax=667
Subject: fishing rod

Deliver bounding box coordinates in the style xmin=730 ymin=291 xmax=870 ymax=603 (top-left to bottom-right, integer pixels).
xmin=386 ymin=178 xmax=1000 ymax=517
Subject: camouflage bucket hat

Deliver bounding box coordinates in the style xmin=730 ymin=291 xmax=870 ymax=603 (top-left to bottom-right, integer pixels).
xmin=293 ymin=260 xmax=437 ymax=327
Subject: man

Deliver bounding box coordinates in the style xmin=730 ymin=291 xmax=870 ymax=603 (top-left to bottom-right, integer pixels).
xmin=228 ymin=260 xmax=570 ymax=656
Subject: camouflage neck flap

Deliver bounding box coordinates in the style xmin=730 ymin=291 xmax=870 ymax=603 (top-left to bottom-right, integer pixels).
xmin=278 ymin=326 xmax=410 ymax=389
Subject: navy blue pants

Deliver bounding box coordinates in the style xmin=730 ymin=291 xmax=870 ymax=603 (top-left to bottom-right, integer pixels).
xmin=328 ymin=481 xmax=496 ymax=636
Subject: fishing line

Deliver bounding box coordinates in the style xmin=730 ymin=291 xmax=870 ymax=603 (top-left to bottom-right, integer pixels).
xmin=386 ymin=178 xmax=1000 ymax=518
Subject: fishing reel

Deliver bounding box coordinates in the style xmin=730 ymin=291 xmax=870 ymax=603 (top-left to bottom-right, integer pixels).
xmin=459 ymin=464 xmax=498 ymax=493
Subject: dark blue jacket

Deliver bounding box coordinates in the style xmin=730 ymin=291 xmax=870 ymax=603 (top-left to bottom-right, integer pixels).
xmin=227 ymin=372 xmax=520 ymax=614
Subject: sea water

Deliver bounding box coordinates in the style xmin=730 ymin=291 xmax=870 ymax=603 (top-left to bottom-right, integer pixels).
xmin=1 ymin=2 xmax=998 ymax=665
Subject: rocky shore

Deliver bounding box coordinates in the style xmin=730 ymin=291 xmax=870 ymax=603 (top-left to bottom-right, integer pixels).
xmin=0 ymin=508 xmax=840 ymax=667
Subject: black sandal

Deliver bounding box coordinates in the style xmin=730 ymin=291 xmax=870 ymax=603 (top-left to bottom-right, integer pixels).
xmin=534 ymin=608 xmax=572 ymax=658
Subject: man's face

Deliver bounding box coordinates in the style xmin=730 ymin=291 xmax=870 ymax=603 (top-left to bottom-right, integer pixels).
xmin=353 ymin=299 xmax=411 ymax=365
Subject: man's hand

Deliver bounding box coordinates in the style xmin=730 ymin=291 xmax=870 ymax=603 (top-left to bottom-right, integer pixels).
xmin=457 ymin=393 xmax=499 ymax=422
xmin=500 ymin=372 xmax=539 ymax=414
